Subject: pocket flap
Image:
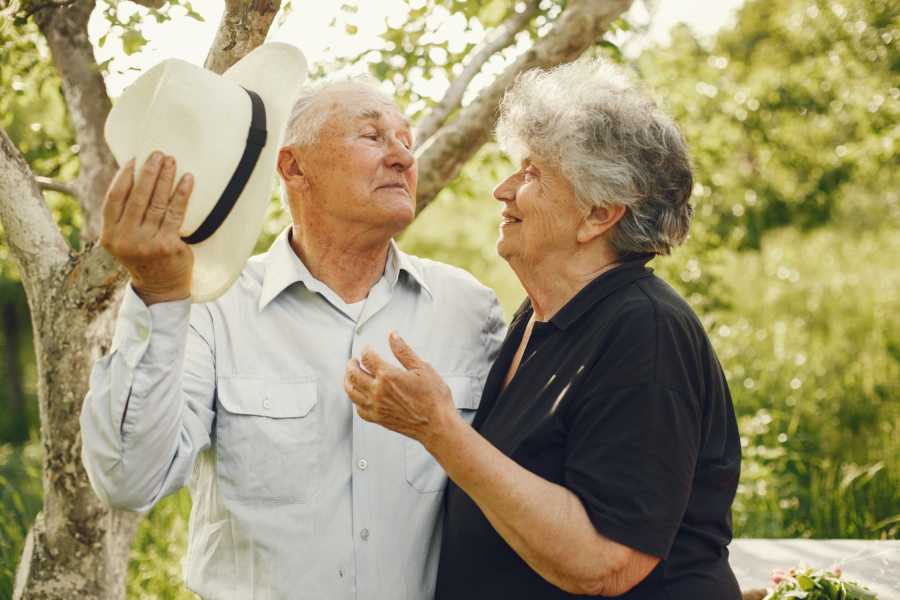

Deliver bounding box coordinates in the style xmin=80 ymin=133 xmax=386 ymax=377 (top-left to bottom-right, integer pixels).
xmin=217 ymin=377 xmax=317 ymax=419
xmin=445 ymin=375 xmax=480 ymax=411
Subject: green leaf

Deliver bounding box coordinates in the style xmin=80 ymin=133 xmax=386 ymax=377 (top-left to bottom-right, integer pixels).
xmin=843 ymin=582 xmax=877 ymax=600
xmin=121 ymin=29 xmax=148 ymax=56
xmin=184 ymin=2 xmax=204 ymax=22
xmin=797 ymin=575 xmax=816 ymax=591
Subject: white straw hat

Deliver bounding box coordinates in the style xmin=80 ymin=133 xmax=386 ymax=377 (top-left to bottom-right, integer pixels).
xmin=105 ymin=43 xmax=308 ymax=302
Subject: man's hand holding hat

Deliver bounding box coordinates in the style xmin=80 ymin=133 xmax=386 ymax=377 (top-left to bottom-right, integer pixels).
xmin=100 ymin=151 xmax=195 ymax=305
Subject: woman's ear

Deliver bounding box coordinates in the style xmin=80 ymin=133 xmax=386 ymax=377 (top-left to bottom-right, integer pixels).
xmin=277 ymin=146 xmax=309 ymax=195
xmin=576 ymin=204 xmax=627 ymax=244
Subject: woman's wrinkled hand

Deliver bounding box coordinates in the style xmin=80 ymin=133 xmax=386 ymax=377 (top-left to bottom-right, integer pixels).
xmin=344 ymin=331 xmax=458 ymax=447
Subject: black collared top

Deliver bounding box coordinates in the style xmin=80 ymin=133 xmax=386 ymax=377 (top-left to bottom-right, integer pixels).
xmin=435 ymin=258 xmax=742 ymax=600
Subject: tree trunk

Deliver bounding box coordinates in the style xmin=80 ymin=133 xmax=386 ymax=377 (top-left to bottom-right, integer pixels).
xmin=3 ymin=299 xmax=28 ymax=443
xmin=12 ymin=257 xmax=139 ymax=599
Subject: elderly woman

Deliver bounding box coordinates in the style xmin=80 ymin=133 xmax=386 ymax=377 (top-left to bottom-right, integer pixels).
xmin=345 ymin=59 xmax=741 ymax=599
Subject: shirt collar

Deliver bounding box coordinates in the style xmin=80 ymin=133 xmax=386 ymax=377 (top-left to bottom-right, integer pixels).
xmin=540 ymin=254 xmax=656 ymax=331
xmin=258 ymin=227 xmax=432 ymax=311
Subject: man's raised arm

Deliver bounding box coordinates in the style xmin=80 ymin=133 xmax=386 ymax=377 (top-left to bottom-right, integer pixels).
xmin=80 ymin=153 xmax=215 ymax=511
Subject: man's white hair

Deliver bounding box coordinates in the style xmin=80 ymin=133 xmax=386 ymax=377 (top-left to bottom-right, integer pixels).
xmin=282 ymin=75 xmax=389 ymax=148
xmin=495 ymin=58 xmax=694 ymax=256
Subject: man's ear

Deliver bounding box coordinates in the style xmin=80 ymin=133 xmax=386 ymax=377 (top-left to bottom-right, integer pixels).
xmin=576 ymin=204 xmax=627 ymax=244
xmin=277 ymin=146 xmax=309 ymax=195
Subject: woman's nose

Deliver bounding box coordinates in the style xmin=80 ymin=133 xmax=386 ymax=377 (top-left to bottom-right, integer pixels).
xmin=492 ymin=173 xmax=517 ymax=203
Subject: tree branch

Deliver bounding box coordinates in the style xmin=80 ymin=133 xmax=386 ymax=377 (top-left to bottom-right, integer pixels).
xmin=0 ymin=128 xmax=70 ymax=289
xmin=23 ymin=0 xmax=79 ymax=17
xmin=33 ymin=0 xmax=116 ymax=244
xmin=127 ymin=0 xmax=165 ymax=8
xmin=204 ymin=0 xmax=281 ymax=75
xmin=414 ymin=0 xmax=634 ymax=214
xmin=414 ymin=0 xmax=541 ymax=149
xmin=35 ymin=176 xmax=78 ymax=198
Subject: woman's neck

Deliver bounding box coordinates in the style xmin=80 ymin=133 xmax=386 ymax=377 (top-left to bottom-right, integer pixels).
xmin=511 ymin=249 xmax=622 ymax=322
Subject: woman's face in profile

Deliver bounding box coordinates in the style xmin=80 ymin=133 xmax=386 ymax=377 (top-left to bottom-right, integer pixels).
xmin=492 ymin=157 xmax=585 ymax=270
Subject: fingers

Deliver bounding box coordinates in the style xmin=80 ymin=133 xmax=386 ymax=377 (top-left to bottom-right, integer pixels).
xmin=160 ymin=172 xmax=194 ymax=235
xmin=121 ymin=151 xmax=164 ymax=226
xmin=360 ymin=346 xmax=391 ymax=375
xmin=344 ymin=359 xmax=376 ymax=414
xmin=143 ymin=155 xmax=177 ymax=229
xmin=344 ymin=358 xmax=374 ymax=395
xmin=101 ymin=158 xmax=135 ymax=232
xmin=389 ymin=331 xmax=422 ymax=370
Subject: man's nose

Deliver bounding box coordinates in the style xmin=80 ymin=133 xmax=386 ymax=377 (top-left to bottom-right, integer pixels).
xmin=386 ymin=138 xmax=415 ymax=172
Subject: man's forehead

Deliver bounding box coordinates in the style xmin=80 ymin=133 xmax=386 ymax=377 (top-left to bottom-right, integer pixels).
xmin=353 ymin=105 xmax=412 ymax=130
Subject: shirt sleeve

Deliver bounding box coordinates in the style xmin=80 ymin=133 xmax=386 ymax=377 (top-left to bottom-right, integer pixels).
xmin=80 ymin=283 xmax=216 ymax=512
xmin=563 ymin=331 xmax=702 ymax=559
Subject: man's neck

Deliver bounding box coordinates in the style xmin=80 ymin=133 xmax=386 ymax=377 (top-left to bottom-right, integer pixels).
xmin=289 ymin=223 xmax=392 ymax=304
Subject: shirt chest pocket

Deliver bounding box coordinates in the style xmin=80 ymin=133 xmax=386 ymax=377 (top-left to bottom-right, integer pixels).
xmin=215 ymin=377 xmax=320 ymax=504
xmin=404 ymin=375 xmax=480 ymax=493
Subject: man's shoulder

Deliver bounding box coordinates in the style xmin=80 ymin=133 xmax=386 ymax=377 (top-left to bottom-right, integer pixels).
xmin=402 ymin=253 xmax=493 ymax=298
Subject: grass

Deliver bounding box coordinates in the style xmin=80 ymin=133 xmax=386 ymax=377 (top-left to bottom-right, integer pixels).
xmin=0 ymin=439 xmax=42 ymax=599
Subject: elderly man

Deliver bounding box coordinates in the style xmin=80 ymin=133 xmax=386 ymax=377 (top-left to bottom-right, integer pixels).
xmin=80 ymin=78 xmax=504 ymax=599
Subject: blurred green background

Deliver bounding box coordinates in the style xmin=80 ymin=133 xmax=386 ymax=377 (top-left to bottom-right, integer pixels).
xmin=1 ymin=0 xmax=898 ymax=597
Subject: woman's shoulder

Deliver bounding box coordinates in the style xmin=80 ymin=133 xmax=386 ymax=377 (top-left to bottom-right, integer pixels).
xmin=622 ymin=274 xmax=706 ymax=335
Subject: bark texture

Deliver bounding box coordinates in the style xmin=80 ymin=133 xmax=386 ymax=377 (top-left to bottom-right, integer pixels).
xmin=3 ymin=126 xmax=138 ymax=598
xmin=5 ymin=2 xmax=137 ymax=598
xmin=414 ymin=0 xmax=634 ymax=213
xmin=204 ymin=0 xmax=281 ymax=74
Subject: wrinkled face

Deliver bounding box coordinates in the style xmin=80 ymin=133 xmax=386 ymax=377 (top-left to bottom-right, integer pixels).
xmin=297 ymin=89 xmax=417 ymax=231
xmin=493 ymin=157 xmax=585 ymax=268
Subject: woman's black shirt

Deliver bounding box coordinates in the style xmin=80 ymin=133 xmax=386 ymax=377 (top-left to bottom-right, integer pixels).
xmin=435 ymin=259 xmax=742 ymax=599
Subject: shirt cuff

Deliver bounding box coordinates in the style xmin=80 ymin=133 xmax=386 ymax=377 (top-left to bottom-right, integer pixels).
xmin=111 ymin=283 xmax=192 ymax=368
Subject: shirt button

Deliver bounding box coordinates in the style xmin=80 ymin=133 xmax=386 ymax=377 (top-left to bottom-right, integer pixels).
xmin=137 ymin=324 xmax=149 ymax=340
xmin=360 ymin=528 xmax=369 ymax=541
xmin=358 ymin=459 xmax=368 ymax=470
xmin=262 ymin=399 xmax=271 ymax=410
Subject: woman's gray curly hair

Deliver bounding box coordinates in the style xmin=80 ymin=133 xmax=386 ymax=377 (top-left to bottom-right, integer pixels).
xmin=495 ymin=58 xmax=694 ymax=256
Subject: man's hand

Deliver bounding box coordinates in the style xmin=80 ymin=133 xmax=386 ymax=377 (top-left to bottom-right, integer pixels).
xmin=100 ymin=151 xmax=195 ymax=305
xmin=344 ymin=331 xmax=460 ymax=448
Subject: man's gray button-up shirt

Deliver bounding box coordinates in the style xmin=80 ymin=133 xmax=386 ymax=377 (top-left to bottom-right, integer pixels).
xmin=80 ymin=227 xmax=506 ymax=600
